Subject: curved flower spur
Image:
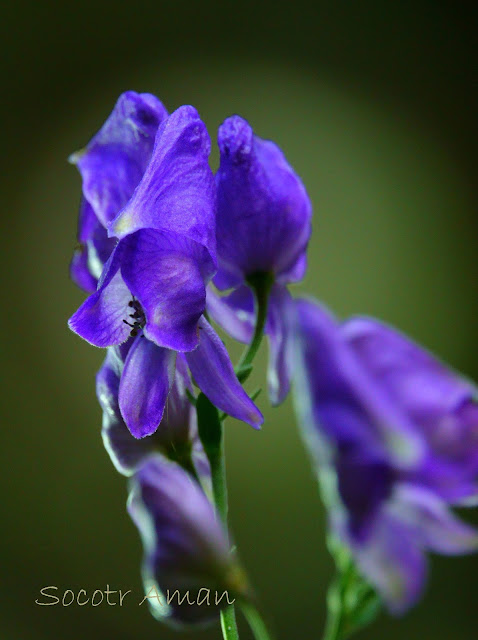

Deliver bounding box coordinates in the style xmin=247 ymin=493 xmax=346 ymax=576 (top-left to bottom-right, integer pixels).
xmin=69 ymin=91 xmax=168 ymax=292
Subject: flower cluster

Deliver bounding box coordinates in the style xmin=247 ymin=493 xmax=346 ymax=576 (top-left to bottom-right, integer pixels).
xmin=69 ymin=94 xmax=262 ymax=438
xmin=68 ymin=90 xmax=478 ymax=637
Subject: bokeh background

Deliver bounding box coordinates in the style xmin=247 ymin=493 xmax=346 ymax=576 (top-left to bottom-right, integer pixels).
xmin=2 ymin=2 xmax=478 ymax=639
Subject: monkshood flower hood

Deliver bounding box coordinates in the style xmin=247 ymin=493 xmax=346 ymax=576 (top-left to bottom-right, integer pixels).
xmin=207 ymin=115 xmax=312 ymax=405
xmin=69 ymin=101 xmax=262 ymax=438
xmin=69 ymin=91 xmax=168 ymax=292
xmin=293 ymin=299 xmax=478 ymax=613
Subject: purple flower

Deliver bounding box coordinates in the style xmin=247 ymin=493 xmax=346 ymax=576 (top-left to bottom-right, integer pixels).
xmin=69 ymin=103 xmax=215 ymax=351
xmin=214 ymin=116 xmax=311 ymax=289
xmin=83 ymin=308 xmax=263 ymax=438
xmin=70 ymin=229 xmax=213 ymax=352
xmin=128 ymin=454 xmax=247 ymax=625
xmin=69 ymin=101 xmax=263 ymax=438
xmin=69 ymin=91 xmax=168 ymax=291
xmin=97 ymin=345 xmax=210 ymax=484
xmin=207 ymin=116 xmax=312 ymax=404
xmin=70 ymin=198 xmax=117 ymax=293
xmin=293 ymin=299 xmax=478 ymax=613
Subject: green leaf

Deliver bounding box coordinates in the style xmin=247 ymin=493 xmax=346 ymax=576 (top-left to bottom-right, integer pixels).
xmin=196 ymin=392 xmax=222 ymax=457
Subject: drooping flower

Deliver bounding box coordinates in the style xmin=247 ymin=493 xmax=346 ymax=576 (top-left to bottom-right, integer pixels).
xmin=97 ymin=344 xmax=210 ymax=486
xmin=292 ymin=298 xmax=478 ymax=613
xmin=128 ymin=454 xmax=248 ymax=625
xmin=207 ymin=115 xmax=312 ymax=405
xmin=69 ymin=91 xmax=168 ymax=291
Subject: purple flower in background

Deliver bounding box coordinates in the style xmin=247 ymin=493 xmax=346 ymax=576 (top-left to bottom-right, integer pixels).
xmin=128 ymin=455 xmax=247 ymax=625
xmin=293 ymin=299 xmax=478 ymax=613
xmin=69 ymin=91 xmax=168 ymax=291
xmin=97 ymin=345 xmax=210 ymax=485
xmin=207 ymin=116 xmax=312 ymax=405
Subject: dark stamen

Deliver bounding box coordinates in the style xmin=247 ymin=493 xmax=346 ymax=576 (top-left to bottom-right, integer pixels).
xmin=124 ymin=298 xmax=146 ymax=337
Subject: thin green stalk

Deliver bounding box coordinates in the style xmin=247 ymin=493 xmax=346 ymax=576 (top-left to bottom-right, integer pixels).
xmin=240 ymin=601 xmax=275 ymax=640
xmin=196 ymin=394 xmax=240 ymax=640
xmin=209 ymin=425 xmax=243 ymax=640
xmin=323 ymin=575 xmax=345 ymax=640
xmin=210 ymin=415 xmax=229 ymax=528
xmin=236 ymin=272 xmax=274 ymax=381
xmin=197 ymin=275 xmax=274 ymax=640
xmin=323 ymin=551 xmax=354 ymax=640
xmin=322 ymin=550 xmax=380 ymax=640
xmin=221 ymin=604 xmax=240 ymax=640
xmin=209 ymin=424 xmax=241 ymax=640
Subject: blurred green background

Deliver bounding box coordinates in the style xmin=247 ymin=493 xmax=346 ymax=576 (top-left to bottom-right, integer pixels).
xmin=2 ymin=2 xmax=478 ymax=639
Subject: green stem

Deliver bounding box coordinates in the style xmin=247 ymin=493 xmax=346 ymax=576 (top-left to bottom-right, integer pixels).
xmin=236 ymin=272 xmax=274 ymax=381
xmin=323 ymin=552 xmax=354 ymax=640
xmin=322 ymin=549 xmax=380 ymax=640
xmin=241 ymin=601 xmax=275 ymax=640
xmin=210 ymin=415 xmax=229 ymax=528
xmin=210 ymin=426 xmax=241 ymax=640
xmin=197 ymin=276 xmax=274 ymax=640
xmin=323 ymin=576 xmax=344 ymax=640
xmin=221 ymin=605 xmax=240 ymax=640
xmin=196 ymin=394 xmax=240 ymax=640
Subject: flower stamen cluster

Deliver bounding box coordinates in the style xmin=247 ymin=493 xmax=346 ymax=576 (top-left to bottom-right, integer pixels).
xmin=123 ymin=297 xmax=146 ymax=337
